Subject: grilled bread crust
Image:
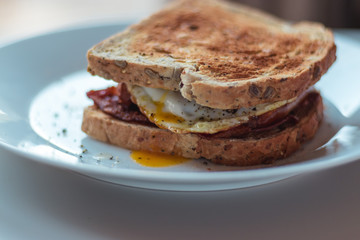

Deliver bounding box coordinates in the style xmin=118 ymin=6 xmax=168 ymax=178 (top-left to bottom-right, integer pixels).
xmin=81 ymin=93 xmax=323 ymax=166
xmin=87 ymin=0 xmax=336 ymax=109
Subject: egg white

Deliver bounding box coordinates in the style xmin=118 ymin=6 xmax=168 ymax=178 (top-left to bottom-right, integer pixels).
xmin=128 ymin=85 xmax=295 ymax=134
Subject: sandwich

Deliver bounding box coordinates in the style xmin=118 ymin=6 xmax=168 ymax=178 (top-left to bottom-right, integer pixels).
xmin=82 ymin=0 xmax=336 ymax=166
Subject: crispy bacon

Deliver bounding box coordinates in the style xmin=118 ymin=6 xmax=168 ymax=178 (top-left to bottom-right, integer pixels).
xmin=86 ymin=84 xmax=151 ymax=124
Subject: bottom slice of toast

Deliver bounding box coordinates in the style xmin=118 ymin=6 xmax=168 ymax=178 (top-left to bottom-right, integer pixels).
xmin=81 ymin=93 xmax=323 ymax=166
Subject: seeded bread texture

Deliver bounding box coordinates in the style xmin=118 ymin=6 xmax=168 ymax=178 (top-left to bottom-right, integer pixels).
xmin=81 ymin=93 xmax=323 ymax=166
xmin=87 ymin=0 xmax=336 ymax=109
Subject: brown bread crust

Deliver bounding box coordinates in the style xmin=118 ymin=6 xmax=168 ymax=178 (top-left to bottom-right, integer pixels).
xmin=87 ymin=0 xmax=336 ymax=109
xmin=81 ymin=94 xmax=323 ymax=166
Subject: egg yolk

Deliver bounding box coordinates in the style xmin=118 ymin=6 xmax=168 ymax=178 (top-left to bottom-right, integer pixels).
xmin=148 ymin=92 xmax=185 ymax=124
xmin=131 ymin=150 xmax=189 ymax=167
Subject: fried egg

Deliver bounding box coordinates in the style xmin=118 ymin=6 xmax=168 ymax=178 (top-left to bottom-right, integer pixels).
xmin=128 ymin=85 xmax=295 ymax=134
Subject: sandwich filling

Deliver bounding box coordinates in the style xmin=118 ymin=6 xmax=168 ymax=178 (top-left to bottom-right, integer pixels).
xmin=87 ymin=83 xmax=319 ymax=137
xmin=127 ymin=85 xmax=296 ymax=134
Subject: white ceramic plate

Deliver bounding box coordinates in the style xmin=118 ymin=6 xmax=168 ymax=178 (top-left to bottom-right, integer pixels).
xmin=1 ymin=24 xmax=360 ymax=191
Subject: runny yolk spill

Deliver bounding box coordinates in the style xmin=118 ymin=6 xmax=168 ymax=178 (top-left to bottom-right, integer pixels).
xmin=131 ymin=150 xmax=189 ymax=167
xmin=149 ymin=92 xmax=185 ymax=124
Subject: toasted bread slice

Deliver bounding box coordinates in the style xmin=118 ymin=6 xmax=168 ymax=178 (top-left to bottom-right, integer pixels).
xmin=87 ymin=0 xmax=335 ymax=109
xmin=81 ymin=92 xmax=323 ymax=166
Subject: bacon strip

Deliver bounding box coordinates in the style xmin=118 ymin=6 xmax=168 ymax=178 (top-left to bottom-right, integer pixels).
xmin=87 ymin=84 xmax=150 ymax=124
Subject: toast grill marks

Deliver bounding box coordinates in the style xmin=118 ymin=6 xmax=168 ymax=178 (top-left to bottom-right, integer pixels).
xmin=129 ymin=1 xmax=321 ymax=82
xmin=86 ymin=84 xmax=319 ymax=139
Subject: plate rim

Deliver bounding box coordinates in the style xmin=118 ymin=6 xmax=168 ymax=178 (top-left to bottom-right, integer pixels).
xmin=1 ymin=139 xmax=360 ymax=182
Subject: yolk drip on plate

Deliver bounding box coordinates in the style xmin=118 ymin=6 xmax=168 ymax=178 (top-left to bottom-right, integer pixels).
xmin=131 ymin=150 xmax=189 ymax=167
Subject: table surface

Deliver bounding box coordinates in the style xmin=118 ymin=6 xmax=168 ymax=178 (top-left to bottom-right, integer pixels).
xmin=1 ymin=8 xmax=360 ymax=239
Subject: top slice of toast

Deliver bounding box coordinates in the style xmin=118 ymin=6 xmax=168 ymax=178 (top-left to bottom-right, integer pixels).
xmin=87 ymin=0 xmax=336 ymax=109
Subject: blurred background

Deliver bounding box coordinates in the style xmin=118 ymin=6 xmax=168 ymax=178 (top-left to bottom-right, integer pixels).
xmin=233 ymin=0 xmax=360 ymax=28
xmin=0 ymin=0 xmax=167 ymax=44
xmin=0 ymin=0 xmax=359 ymax=44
